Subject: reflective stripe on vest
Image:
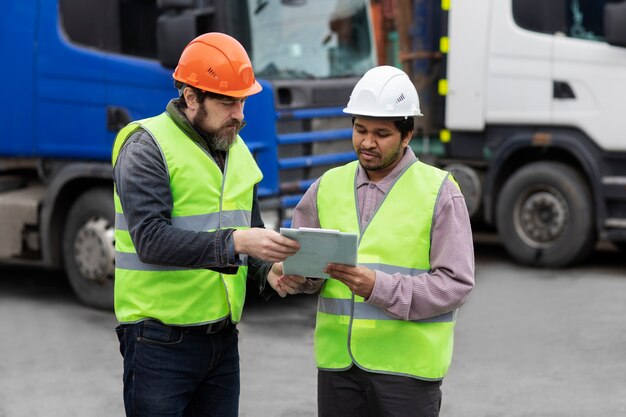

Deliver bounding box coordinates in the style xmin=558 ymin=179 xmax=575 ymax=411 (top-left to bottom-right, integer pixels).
xmin=317 ymin=297 xmax=456 ymax=323
xmin=112 ymin=113 xmax=262 ymax=325
xmin=315 ymin=160 xmax=456 ymax=380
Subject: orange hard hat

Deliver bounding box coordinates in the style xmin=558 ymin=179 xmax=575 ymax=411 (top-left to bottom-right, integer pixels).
xmin=173 ymin=32 xmax=262 ymax=97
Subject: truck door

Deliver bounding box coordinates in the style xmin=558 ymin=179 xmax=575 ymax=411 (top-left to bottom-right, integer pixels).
xmin=101 ymin=1 xmax=173 ymax=137
xmin=552 ymin=0 xmax=626 ymax=152
xmin=484 ymin=0 xmax=554 ymax=126
xmin=38 ymin=0 xmax=176 ymax=161
xmin=0 ymin=4 xmax=37 ymax=156
xmin=35 ymin=0 xmax=107 ymax=159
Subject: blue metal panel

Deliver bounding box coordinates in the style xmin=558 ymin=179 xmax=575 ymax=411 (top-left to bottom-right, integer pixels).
xmin=268 ymin=95 xmax=357 ymax=213
xmin=278 ymin=128 xmax=353 ymax=145
xmin=279 ymin=151 xmax=356 ymax=170
xmin=34 ymin=0 xmax=107 ymax=159
xmin=104 ymin=52 xmax=181 ymax=157
xmin=277 ymin=106 xmax=346 ymax=120
xmin=0 ymin=2 xmax=37 ymax=156
xmin=411 ymin=0 xmax=434 ymax=78
xmin=245 ymin=141 xmax=267 ymax=154
xmin=257 ymin=186 xmax=276 ymax=198
xmin=298 ymin=178 xmax=316 ymax=191
xmin=281 ymin=194 xmax=304 ymax=208
xmin=240 ymin=79 xmax=280 ymax=196
xmin=33 ymin=1 xmax=175 ymax=160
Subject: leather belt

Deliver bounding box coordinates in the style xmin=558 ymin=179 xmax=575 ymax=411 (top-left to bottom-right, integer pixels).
xmin=184 ymin=318 xmax=230 ymax=334
xmin=142 ymin=318 xmax=231 ymax=334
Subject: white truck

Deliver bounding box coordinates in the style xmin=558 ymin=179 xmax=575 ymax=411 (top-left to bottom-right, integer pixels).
xmin=386 ymin=0 xmax=626 ymax=266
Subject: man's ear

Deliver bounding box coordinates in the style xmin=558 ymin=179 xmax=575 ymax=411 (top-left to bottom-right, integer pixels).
xmin=183 ymin=87 xmax=198 ymax=111
xmin=401 ymin=130 xmax=414 ymax=148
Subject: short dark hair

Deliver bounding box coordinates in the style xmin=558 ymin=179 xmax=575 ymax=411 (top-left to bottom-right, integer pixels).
xmin=351 ymin=116 xmax=414 ymax=140
xmin=174 ymin=80 xmax=236 ymax=109
xmin=393 ymin=117 xmax=414 ymax=140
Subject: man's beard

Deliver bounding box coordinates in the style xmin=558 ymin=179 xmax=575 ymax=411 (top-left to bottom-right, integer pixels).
xmin=357 ymin=144 xmax=404 ymax=172
xmin=192 ymin=107 xmax=242 ymax=151
xmin=207 ymin=122 xmax=241 ymax=151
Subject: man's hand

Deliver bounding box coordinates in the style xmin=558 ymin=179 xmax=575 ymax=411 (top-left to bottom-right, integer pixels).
xmin=324 ymin=263 xmax=376 ymax=299
xmin=267 ymin=262 xmax=306 ymax=298
xmin=232 ymin=228 xmax=299 ymax=263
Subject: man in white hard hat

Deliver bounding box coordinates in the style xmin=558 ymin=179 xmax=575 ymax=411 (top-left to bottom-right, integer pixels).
xmin=281 ymin=66 xmax=475 ymax=416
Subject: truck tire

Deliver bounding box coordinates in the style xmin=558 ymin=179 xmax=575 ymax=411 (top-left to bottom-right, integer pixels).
xmin=495 ymin=162 xmax=595 ymax=267
xmin=62 ymin=187 xmax=115 ymax=309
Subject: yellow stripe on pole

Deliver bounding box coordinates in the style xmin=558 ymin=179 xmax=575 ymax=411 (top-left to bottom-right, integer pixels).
xmin=438 ymin=79 xmax=448 ymax=96
xmin=440 ymin=36 xmax=449 ymax=53
xmin=440 ymin=129 xmax=451 ymax=143
xmin=442 ymin=0 xmax=450 ymax=11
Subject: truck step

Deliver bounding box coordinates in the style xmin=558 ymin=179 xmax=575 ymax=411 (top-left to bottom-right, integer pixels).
xmin=0 ymin=185 xmax=46 ymax=258
xmin=602 ymin=176 xmax=626 ymax=200
xmin=606 ymin=218 xmax=626 ymax=229
xmin=0 ymin=175 xmax=27 ymax=193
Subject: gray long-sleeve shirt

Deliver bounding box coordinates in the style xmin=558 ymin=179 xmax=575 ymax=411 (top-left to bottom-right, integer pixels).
xmin=113 ymin=99 xmax=272 ymax=295
xmin=291 ymin=147 xmax=475 ymax=320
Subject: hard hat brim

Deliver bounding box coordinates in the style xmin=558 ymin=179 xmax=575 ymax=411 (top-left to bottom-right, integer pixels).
xmin=343 ymin=108 xmax=423 ymax=118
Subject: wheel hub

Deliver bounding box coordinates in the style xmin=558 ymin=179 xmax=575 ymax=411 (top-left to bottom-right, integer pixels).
xmin=73 ymin=217 xmax=115 ymax=283
xmin=516 ymin=190 xmax=568 ymax=247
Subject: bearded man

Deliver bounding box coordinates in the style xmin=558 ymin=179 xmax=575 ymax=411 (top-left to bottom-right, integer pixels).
xmin=111 ymin=33 xmax=299 ymax=417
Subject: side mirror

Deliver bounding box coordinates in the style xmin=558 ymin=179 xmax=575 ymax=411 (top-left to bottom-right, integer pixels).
xmin=156 ymin=8 xmax=217 ymax=69
xmin=605 ymin=1 xmax=626 ymax=47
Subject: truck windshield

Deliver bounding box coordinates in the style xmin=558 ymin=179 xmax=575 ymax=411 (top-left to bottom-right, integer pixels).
xmin=247 ymin=0 xmax=375 ymax=80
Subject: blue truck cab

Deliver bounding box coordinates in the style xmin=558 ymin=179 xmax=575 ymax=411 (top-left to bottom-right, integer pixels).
xmin=0 ymin=0 xmax=377 ymax=308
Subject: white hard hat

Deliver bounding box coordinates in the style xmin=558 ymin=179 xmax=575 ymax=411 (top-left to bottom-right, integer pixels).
xmin=343 ymin=65 xmax=423 ymax=118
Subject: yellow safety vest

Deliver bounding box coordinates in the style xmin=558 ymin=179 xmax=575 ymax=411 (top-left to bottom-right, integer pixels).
xmin=111 ymin=112 xmax=262 ymax=325
xmin=315 ymin=160 xmax=456 ymax=380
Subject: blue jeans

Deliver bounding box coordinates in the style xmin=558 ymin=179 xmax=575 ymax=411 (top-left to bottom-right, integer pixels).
xmin=116 ymin=320 xmax=240 ymax=417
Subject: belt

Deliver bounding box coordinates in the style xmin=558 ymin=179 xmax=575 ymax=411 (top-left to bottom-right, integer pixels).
xmin=183 ymin=318 xmax=231 ymax=334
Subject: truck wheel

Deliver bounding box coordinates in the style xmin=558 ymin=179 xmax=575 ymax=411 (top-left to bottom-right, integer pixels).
xmin=62 ymin=188 xmax=115 ymax=309
xmin=496 ymin=162 xmax=595 ymax=267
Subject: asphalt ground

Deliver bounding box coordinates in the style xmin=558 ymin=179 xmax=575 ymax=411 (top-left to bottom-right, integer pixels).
xmin=1 ymin=243 xmax=625 ymax=417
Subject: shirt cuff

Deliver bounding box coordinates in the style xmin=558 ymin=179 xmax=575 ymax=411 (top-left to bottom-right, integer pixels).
xmin=257 ymin=262 xmax=275 ymax=300
xmin=365 ymin=270 xmax=392 ymax=308
xmin=223 ymin=229 xmax=242 ymax=266
xmin=302 ymin=278 xmax=324 ymax=294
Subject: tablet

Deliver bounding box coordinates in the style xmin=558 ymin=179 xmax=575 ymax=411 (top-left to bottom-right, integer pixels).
xmin=280 ymin=227 xmax=358 ymax=278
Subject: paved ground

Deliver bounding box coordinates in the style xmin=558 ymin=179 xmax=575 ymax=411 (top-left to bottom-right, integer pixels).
xmin=1 ymin=244 xmax=625 ymax=417
xmin=442 ymin=245 xmax=626 ymax=417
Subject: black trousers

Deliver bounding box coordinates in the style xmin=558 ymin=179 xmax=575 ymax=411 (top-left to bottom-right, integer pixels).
xmin=318 ymin=366 xmax=442 ymax=417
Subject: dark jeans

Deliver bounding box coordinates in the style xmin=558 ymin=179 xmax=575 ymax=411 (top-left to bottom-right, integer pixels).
xmin=318 ymin=366 xmax=442 ymax=417
xmin=115 ymin=320 xmax=240 ymax=417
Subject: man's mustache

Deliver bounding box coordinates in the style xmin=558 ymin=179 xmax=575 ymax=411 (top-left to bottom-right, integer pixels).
xmin=357 ymin=148 xmax=379 ymax=158
xmin=223 ymin=119 xmax=244 ymax=132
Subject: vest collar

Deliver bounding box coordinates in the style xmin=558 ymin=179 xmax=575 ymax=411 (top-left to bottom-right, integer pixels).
xmin=166 ymin=99 xmax=206 ymax=145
